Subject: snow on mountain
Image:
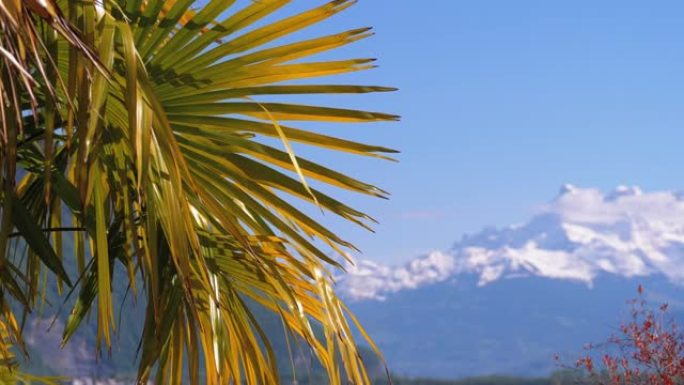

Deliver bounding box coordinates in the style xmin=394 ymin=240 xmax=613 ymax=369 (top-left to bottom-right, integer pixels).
xmin=338 ymin=185 xmax=684 ymax=301
xmin=340 ymin=251 xmax=455 ymax=301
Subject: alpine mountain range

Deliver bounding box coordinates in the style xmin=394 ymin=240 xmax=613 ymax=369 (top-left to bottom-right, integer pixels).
xmin=339 ymin=185 xmax=684 ymax=378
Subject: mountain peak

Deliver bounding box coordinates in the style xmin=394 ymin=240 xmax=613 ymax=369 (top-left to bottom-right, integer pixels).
xmin=558 ymin=183 xmax=579 ymax=196
xmin=607 ymin=185 xmax=643 ymax=200
xmin=339 ymin=185 xmax=684 ymax=301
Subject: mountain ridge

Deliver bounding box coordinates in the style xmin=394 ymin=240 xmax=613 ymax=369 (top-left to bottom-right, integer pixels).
xmin=339 ymin=185 xmax=684 ymax=301
xmin=347 ymin=273 xmax=684 ymax=378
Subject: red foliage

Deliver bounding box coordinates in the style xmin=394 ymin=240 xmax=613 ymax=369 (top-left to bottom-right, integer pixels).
xmin=566 ymin=286 xmax=684 ymax=385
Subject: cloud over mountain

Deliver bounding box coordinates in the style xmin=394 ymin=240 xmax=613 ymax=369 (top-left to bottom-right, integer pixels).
xmin=338 ymin=185 xmax=684 ymax=300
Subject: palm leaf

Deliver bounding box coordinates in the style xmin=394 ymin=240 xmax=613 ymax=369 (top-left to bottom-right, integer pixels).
xmin=0 ymin=0 xmax=397 ymax=384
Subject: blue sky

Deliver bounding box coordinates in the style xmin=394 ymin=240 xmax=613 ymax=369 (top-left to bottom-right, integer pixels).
xmin=262 ymin=1 xmax=684 ymax=264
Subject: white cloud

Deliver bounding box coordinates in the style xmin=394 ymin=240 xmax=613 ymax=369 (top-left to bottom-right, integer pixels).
xmin=338 ymin=185 xmax=684 ymax=301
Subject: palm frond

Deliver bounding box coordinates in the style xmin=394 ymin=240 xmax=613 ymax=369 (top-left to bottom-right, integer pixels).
xmin=0 ymin=1 xmax=397 ymax=384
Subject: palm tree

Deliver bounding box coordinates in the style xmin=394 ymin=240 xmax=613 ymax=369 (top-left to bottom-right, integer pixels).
xmin=0 ymin=0 xmax=397 ymax=383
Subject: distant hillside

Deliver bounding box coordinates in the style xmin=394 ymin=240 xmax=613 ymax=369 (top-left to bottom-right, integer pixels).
xmin=16 ymin=262 xmax=385 ymax=382
xmin=371 ymin=371 xmax=588 ymax=385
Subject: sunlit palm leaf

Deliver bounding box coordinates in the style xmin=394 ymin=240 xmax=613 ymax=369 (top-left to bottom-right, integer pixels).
xmin=0 ymin=0 xmax=397 ymax=384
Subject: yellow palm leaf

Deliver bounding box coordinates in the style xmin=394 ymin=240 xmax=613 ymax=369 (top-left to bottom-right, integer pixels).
xmin=0 ymin=1 xmax=397 ymax=384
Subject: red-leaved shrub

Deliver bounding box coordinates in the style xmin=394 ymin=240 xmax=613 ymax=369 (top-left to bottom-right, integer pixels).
xmin=567 ymin=285 xmax=684 ymax=385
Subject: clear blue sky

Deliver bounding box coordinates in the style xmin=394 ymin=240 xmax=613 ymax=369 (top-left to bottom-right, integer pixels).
xmin=261 ymin=1 xmax=684 ymax=264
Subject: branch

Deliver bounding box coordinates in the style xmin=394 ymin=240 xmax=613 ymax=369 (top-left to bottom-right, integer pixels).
xmin=9 ymin=226 xmax=86 ymax=238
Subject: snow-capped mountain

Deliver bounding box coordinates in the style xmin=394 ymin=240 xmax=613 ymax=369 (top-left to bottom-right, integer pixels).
xmin=339 ymin=185 xmax=684 ymax=301
xmin=339 ymin=185 xmax=684 ymax=378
